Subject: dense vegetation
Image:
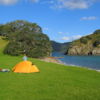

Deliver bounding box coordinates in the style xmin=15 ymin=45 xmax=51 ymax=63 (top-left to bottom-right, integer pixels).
xmin=0 ymin=20 xmax=52 ymax=58
xmin=66 ymin=30 xmax=100 ymax=55
xmin=0 ymin=36 xmax=100 ymax=100
xmin=51 ymin=41 xmax=71 ymax=53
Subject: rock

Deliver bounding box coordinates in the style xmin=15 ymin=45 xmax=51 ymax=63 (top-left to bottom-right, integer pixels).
xmin=92 ymin=48 xmax=100 ymax=55
xmin=66 ymin=30 xmax=100 ymax=55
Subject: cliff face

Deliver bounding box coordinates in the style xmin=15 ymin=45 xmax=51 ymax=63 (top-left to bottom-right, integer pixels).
xmin=67 ymin=45 xmax=100 ymax=55
xmin=66 ymin=30 xmax=100 ymax=55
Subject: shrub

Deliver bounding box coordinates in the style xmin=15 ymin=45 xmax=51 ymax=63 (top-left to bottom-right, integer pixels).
xmin=80 ymin=37 xmax=88 ymax=44
xmin=93 ymin=40 xmax=100 ymax=47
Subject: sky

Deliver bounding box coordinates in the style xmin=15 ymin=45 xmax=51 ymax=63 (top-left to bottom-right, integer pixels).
xmin=0 ymin=0 xmax=100 ymax=43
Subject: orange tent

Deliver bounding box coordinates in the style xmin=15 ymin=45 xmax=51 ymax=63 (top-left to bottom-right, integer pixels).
xmin=12 ymin=61 xmax=40 ymax=73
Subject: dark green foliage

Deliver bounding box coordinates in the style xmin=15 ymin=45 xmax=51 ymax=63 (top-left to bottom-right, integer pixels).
xmin=86 ymin=36 xmax=92 ymax=40
xmin=93 ymin=40 xmax=100 ymax=47
xmin=79 ymin=30 xmax=100 ymax=45
xmin=94 ymin=29 xmax=100 ymax=34
xmin=51 ymin=41 xmax=62 ymax=52
xmin=80 ymin=37 xmax=88 ymax=44
xmin=0 ymin=20 xmax=42 ymax=38
xmin=2 ymin=20 xmax=52 ymax=58
xmin=51 ymin=41 xmax=71 ymax=53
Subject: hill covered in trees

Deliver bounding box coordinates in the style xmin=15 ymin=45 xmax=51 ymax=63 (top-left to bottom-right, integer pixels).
xmin=66 ymin=30 xmax=100 ymax=55
xmin=0 ymin=20 xmax=52 ymax=58
xmin=51 ymin=41 xmax=71 ymax=53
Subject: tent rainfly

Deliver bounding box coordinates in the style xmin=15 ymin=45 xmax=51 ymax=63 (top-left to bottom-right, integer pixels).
xmin=12 ymin=61 xmax=40 ymax=73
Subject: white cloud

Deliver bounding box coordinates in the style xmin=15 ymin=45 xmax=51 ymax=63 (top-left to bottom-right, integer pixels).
xmin=56 ymin=0 xmax=89 ymax=9
xmin=43 ymin=27 xmax=49 ymax=31
xmin=51 ymin=0 xmax=99 ymax=10
xmin=61 ymin=35 xmax=82 ymax=41
xmin=72 ymin=35 xmax=82 ymax=40
xmin=81 ymin=16 xmax=97 ymax=20
xmin=58 ymin=32 xmax=63 ymax=34
xmin=58 ymin=31 xmax=69 ymax=34
xmin=62 ymin=36 xmax=71 ymax=41
xmin=0 ymin=0 xmax=18 ymax=5
xmin=0 ymin=0 xmax=39 ymax=5
xmin=0 ymin=0 xmax=99 ymax=8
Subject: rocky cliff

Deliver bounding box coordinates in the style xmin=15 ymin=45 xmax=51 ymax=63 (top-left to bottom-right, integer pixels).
xmin=66 ymin=30 xmax=100 ymax=55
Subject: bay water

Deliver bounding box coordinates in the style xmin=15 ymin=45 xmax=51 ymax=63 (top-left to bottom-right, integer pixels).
xmin=52 ymin=52 xmax=100 ymax=70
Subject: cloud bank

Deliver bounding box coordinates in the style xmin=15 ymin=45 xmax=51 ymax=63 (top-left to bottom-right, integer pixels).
xmin=81 ymin=16 xmax=97 ymax=20
xmin=0 ymin=0 xmax=39 ymax=5
xmin=54 ymin=0 xmax=98 ymax=9
xmin=62 ymin=35 xmax=82 ymax=41
xmin=0 ymin=0 xmax=18 ymax=5
xmin=0 ymin=0 xmax=99 ymax=10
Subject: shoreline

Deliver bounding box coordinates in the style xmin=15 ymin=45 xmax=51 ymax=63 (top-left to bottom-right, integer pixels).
xmin=39 ymin=57 xmax=100 ymax=72
xmin=39 ymin=57 xmax=64 ymax=65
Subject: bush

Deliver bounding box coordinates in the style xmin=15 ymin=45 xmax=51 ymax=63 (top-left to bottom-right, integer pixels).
xmin=93 ymin=40 xmax=100 ymax=47
xmin=94 ymin=29 xmax=100 ymax=34
xmin=80 ymin=37 xmax=88 ymax=44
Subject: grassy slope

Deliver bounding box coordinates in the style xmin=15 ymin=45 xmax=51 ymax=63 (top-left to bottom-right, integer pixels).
xmin=0 ymin=37 xmax=100 ymax=100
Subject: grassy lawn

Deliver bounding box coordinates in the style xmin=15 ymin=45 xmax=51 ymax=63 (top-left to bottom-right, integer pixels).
xmin=0 ymin=37 xmax=100 ymax=100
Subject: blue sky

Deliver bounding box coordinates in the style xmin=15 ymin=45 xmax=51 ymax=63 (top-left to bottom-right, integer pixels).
xmin=0 ymin=0 xmax=100 ymax=43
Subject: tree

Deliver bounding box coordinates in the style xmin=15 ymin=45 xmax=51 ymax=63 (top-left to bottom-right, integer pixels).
xmin=2 ymin=20 xmax=52 ymax=58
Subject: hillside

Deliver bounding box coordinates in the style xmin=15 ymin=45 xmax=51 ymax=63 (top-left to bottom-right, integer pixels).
xmin=0 ymin=37 xmax=8 ymax=51
xmin=66 ymin=30 xmax=100 ymax=55
xmin=0 ymin=20 xmax=52 ymax=58
xmin=51 ymin=41 xmax=71 ymax=53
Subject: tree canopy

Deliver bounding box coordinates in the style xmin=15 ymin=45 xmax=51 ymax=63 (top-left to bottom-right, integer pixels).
xmin=0 ymin=20 xmax=52 ymax=58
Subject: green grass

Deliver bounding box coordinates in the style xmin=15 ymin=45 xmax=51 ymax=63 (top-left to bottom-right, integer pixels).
xmin=0 ymin=37 xmax=100 ymax=100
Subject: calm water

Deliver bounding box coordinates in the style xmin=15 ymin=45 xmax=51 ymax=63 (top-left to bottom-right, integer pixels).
xmin=52 ymin=52 xmax=100 ymax=70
